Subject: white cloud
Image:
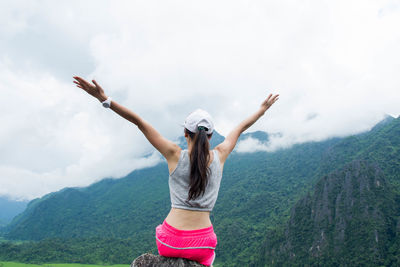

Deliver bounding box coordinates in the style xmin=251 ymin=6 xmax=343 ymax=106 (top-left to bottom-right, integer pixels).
xmin=1 ymin=0 xmax=399 ymax=200
xmin=235 ymin=137 xmax=270 ymax=153
xmin=0 ymin=62 xmax=162 ymax=200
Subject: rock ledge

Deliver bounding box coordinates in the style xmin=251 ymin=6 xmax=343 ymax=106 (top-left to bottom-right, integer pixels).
xmin=131 ymin=253 xmax=206 ymax=267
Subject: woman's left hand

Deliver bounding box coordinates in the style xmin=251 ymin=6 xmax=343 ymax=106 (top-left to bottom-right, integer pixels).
xmin=73 ymin=76 xmax=108 ymax=102
xmin=260 ymin=93 xmax=279 ymax=113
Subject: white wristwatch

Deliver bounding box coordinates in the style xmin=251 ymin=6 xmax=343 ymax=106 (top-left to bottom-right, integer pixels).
xmin=102 ymin=97 xmax=112 ymax=108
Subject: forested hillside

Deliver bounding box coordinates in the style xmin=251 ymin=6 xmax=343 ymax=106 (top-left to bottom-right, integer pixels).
xmin=2 ymin=133 xmax=342 ymax=266
xmin=259 ymin=116 xmax=400 ymax=266
xmin=1 ymin=116 xmax=399 ymax=266
xmin=261 ymin=160 xmax=400 ymax=266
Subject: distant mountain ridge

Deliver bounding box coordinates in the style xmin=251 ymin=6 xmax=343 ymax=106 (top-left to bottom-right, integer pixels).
xmin=0 ymin=197 xmax=28 ymax=228
xmin=175 ymin=129 xmax=269 ymax=149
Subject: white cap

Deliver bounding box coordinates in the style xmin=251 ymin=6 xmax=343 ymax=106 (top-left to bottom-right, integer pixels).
xmin=183 ymin=109 xmax=214 ymax=134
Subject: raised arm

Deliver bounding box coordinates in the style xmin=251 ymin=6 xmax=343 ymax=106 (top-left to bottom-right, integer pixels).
xmin=215 ymin=93 xmax=279 ymax=164
xmin=73 ymin=76 xmax=179 ymax=160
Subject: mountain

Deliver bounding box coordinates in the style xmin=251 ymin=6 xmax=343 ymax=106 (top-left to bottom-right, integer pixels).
xmin=176 ymin=130 xmax=270 ymax=149
xmin=370 ymin=114 xmax=395 ymax=132
xmin=2 ymin=116 xmax=399 ymax=266
xmin=176 ymin=130 xmax=225 ymax=149
xmin=3 ymin=131 xmax=342 ymax=266
xmin=3 ymin=131 xmax=226 ymax=241
xmin=257 ymin=115 xmax=400 ymax=266
xmin=317 ymin=116 xmax=400 ymax=197
xmin=0 ymin=197 xmax=28 ymax=229
xmin=261 ymin=160 xmax=400 ymax=266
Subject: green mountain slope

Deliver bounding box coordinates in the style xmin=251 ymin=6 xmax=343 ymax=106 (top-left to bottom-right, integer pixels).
xmin=319 ymin=115 xmax=400 ymax=189
xmin=2 ymin=117 xmax=399 ymax=266
xmin=262 ymin=160 xmax=400 ymax=266
xmin=257 ymin=116 xmax=400 ymax=266
xmin=4 ymin=134 xmax=342 ymax=266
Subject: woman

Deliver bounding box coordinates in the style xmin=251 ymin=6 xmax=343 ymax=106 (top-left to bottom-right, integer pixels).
xmin=73 ymin=76 xmax=279 ymax=266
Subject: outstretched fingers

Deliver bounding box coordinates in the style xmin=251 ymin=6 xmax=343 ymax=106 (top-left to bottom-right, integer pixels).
xmin=262 ymin=94 xmax=272 ymax=106
xmin=261 ymin=93 xmax=279 ymax=110
xmin=269 ymin=94 xmax=279 ymax=106
xmin=73 ymin=80 xmax=84 ymax=90
xmin=73 ymin=76 xmax=92 ymax=88
xmin=92 ymin=79 xmax=99 ymax=87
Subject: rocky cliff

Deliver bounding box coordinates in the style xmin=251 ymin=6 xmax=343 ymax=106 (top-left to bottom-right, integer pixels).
xmin=262 ymin=160 xmax=400 ymax=266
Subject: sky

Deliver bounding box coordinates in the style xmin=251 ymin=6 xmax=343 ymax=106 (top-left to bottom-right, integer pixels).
xmin=1 ymin=0 xmax=399 ymax=201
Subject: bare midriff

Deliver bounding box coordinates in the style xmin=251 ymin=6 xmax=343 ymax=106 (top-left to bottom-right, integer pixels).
xmin=165 ymin=207 xmax=212 ymax=230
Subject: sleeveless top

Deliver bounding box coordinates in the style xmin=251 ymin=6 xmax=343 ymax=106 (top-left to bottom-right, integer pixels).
xmin=169 ymin=149 xmax=223 ymax=211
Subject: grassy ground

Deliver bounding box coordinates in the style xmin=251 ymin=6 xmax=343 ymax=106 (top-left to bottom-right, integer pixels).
xmin=0 ymin=263 xmax=129 ymax=267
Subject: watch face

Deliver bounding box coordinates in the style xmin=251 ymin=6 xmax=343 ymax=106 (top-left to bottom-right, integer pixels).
xmin=102 ymin=102 xmax=110 ymax=108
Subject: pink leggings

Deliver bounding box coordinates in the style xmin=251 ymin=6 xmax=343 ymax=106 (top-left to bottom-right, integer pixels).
xmin=155 ymin=220 xmax=217 ymax=266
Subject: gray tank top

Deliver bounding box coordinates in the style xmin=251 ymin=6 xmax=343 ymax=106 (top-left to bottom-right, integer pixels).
xmin=169 ymin=149 xmax=223 ymax=211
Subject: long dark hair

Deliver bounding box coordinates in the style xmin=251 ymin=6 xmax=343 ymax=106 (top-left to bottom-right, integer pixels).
xmin=185 ymin=127 xmax=213 ymax=200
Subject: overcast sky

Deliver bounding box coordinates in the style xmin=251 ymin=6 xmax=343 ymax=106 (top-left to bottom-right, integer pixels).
xmin=1 ymin=0 xmax=399 ymax=201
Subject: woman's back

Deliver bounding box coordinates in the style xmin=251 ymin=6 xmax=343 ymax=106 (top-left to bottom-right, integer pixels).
xmin=169 ymin=149 xmax=222 ymax=211
xmin=165 ymin=149 xmax=222 ymax=230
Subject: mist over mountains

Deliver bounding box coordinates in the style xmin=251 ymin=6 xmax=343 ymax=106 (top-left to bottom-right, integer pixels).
xmin=0 ymin=116 xmax=399 ymax=266
xmin=0 ymin=197 xmax=28 ymax=227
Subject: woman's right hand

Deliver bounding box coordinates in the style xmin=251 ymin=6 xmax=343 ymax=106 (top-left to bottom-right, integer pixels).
xmin=73 ymin=76 xmax=108 ymax=102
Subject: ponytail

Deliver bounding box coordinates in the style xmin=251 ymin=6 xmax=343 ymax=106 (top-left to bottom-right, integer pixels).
xmin=185 ymin=127 xmax=212 ymax=200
